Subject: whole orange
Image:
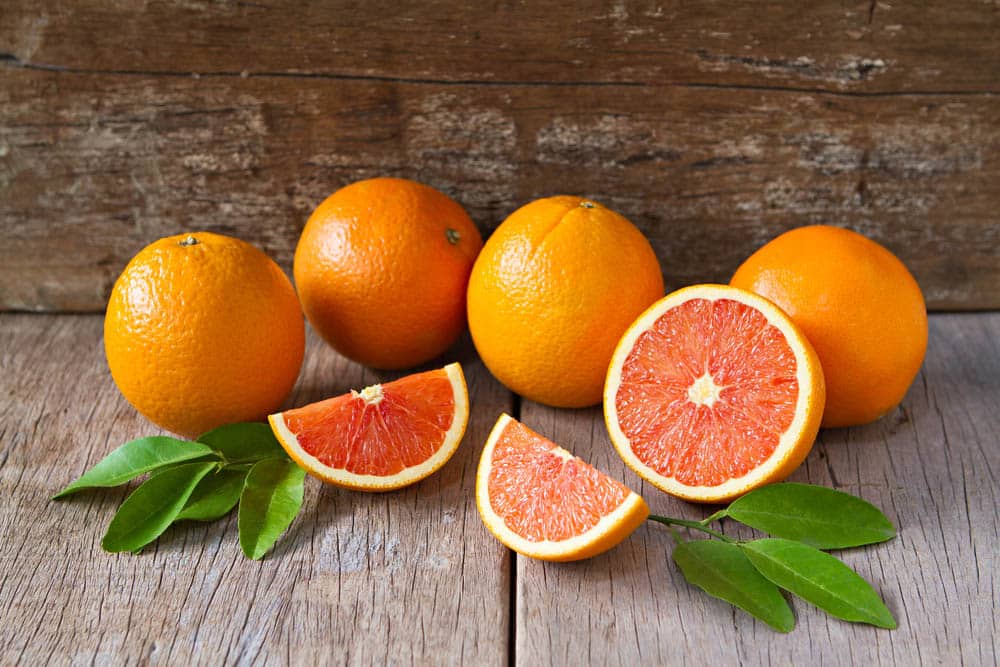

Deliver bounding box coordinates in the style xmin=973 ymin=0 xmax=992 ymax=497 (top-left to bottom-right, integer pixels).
xmin=467 ymin=196 xmax=664 ymax=408
xmin=730 ymin=224 xmax=927 ymax=428
xmin=294 ymin=177 xmax=483 ymax=369
xmin=104 ymin=232 xmax=305 ymax=439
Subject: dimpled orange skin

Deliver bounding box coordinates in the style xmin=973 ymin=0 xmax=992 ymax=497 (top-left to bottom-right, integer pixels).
xmin=468 ymin=196 xmax=664 ymax=408
xmin=731 ymin=225 xmax=928 ymax=428
xmin=104 ymin=232 xmax=305 ymax=439
xmin=294 ymin=178 xmax=483 ymax=369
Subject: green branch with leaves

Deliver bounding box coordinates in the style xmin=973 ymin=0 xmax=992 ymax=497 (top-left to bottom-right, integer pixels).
xmin=52 ymin=423 xmax=304 ymax=560
xmin=649 ymin=483 xmax=897 ymax=633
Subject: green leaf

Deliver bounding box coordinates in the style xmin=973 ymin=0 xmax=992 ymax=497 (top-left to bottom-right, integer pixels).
xmin=741 ymin=538 xmax=897 ymax=629
xmin=176 ymin=469 xmax=248 ymax=522
xmin=238 ymin=458 xmax=306 ymax=560
xmin=101 ymin=462 xmax=217 ymax=553
xmin=673 ymin=540 xmax=795 ymax=632
xmin=724 ymin=483 xmax=896 ymax=549
xmin=53 ymin=437 xmax=217 ymax=499
xmin=198 ymin=422 xmax=287 ymax=463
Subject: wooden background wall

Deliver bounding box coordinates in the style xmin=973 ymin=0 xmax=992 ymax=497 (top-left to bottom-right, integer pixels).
xmin=2 ymin=1 xmax=998 ymax=312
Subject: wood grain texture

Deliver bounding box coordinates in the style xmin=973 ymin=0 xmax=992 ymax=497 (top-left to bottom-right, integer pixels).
xmin=516 ymin=313 xmax=999 ymax=665
xmin=2 ymin=1 xmax=1000 ymax=311
xmin=0 ymin=315 xmax=511 ymax=665
xmin=2 ymin=1 xmax=998 ymax=93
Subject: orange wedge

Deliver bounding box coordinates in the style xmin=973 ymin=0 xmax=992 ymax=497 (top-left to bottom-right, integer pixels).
xmin=269 ymin=363 xmax=468 ymax=491
xmin=476 ymin=414 xmax=649 ymax=561
xmin=604 ymin=285 xmax=825 ymax=503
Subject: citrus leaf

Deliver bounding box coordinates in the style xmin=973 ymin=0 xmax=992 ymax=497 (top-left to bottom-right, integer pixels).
xmin=673 ymin=539 xmax=795 ymax=633
xmin=198 ymin=422 xmax=287 ymax=464
xmin=101 ymin=462 xmax=217 ymax=553
xmin=53 ymin=437 xmax=217 ymax=499
xmin=238 ymin=458 xmax=306 ymax=560
xmin=741 ymin=538 xmax=897 ymax=629
xmin=724 ymin=483 xmax=896 ymax=549
xmin=176 ymin=469 xmax=248 ymax=522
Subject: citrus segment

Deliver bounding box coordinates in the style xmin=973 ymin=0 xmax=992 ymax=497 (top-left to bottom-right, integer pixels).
xmin=269 ymin=363 xmax=468 ymax=491
xmin=476 ymin=414 xmax=649 ymax=561
xmin=605 ymin=285 xmax=825 ymax=503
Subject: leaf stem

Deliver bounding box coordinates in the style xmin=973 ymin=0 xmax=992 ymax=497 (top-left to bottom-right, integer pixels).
xmin=647 ymin=515 xmax=737 ymax=543
xmin=700 ymin=509 xmax=729 ymax=526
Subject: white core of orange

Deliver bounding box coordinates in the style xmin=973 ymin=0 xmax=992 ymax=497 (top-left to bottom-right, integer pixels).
xmin=687 ymin=372 xmax=725 ymax=408
xmin=352 ymin=384 xmax=384 ymax=405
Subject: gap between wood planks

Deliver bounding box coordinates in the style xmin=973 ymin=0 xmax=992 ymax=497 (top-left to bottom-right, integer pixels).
xmin=2 ymin=53 xmax=998 ymax=99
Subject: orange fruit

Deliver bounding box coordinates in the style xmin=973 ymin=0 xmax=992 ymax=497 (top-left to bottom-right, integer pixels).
xmin=294 ymin=177 xmax=483 ymax=369
xmin=104 ymin=232 xmax=305 ymax=439
xmin=269 ymin=363 xmax=468 ymax=491
xmin=730 ymin=225 xmax=928 ymax=427
xmin=467 ymin=196 xmax=663 ymax=408
xmin=476 ymin=414 xmax=649 ymax=561
xmin=604 ymin=284 xmax=825 ymax=503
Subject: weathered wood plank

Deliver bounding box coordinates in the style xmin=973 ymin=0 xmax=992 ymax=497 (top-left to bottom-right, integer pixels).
xmin=2 ymin=1 xmax=998 ymax=93
xmin=2 ymin=67 xmax=997 ymax=311
xmin=516 ymin=313 xmax=1000 ymax=665
xmin=0 ymin=314 xmax=511 ymax=665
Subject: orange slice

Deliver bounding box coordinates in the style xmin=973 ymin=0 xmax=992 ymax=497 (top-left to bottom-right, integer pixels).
xmin=476 ymin=414 xmax=649 ymax=561
xmin=269 ymin=363 xmax=468 ymax=491
xmin=604 ymin=285 xmax=825 ymax=503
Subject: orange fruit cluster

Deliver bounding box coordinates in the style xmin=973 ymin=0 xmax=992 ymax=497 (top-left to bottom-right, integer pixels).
xmin=102 ymin=175 xmax=928 ymax=561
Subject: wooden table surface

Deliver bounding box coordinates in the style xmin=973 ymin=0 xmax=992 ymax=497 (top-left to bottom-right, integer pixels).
xmin=3 ymin=2 xmax=998 ymax=664
xmin=1 ymin=311 xmax=996 ymax=665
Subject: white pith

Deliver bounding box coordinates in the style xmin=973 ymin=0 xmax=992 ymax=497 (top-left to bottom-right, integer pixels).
xmin=687 ymin=372 xmax=725 ymax=407
xmin=271 ymin=363 xmax=468 ymax=490
xmin=603 ymin=284 xmax=821 ymax=502
xmin=476 ymin=413 xmax=646 ymax=559
xmin=353 ymin=384 xmax=384 ymax=405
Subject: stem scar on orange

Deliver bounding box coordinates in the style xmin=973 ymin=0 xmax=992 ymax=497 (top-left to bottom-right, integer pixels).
xmin=293 ymin=177 xmax=483 ymax=370
xmin=731 ymin=225 xmax=928 ymax=427
xmin=104 ymin=232 xmax=305 ymax=439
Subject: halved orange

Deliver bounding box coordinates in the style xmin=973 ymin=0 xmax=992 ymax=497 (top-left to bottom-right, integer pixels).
xmin=269 ymin=363 xmax=468 ymax=491
xmin=476 ymin=414 xmax=649 ymax=561
xmin=604 ymin=285 xmax=825 ymax=503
